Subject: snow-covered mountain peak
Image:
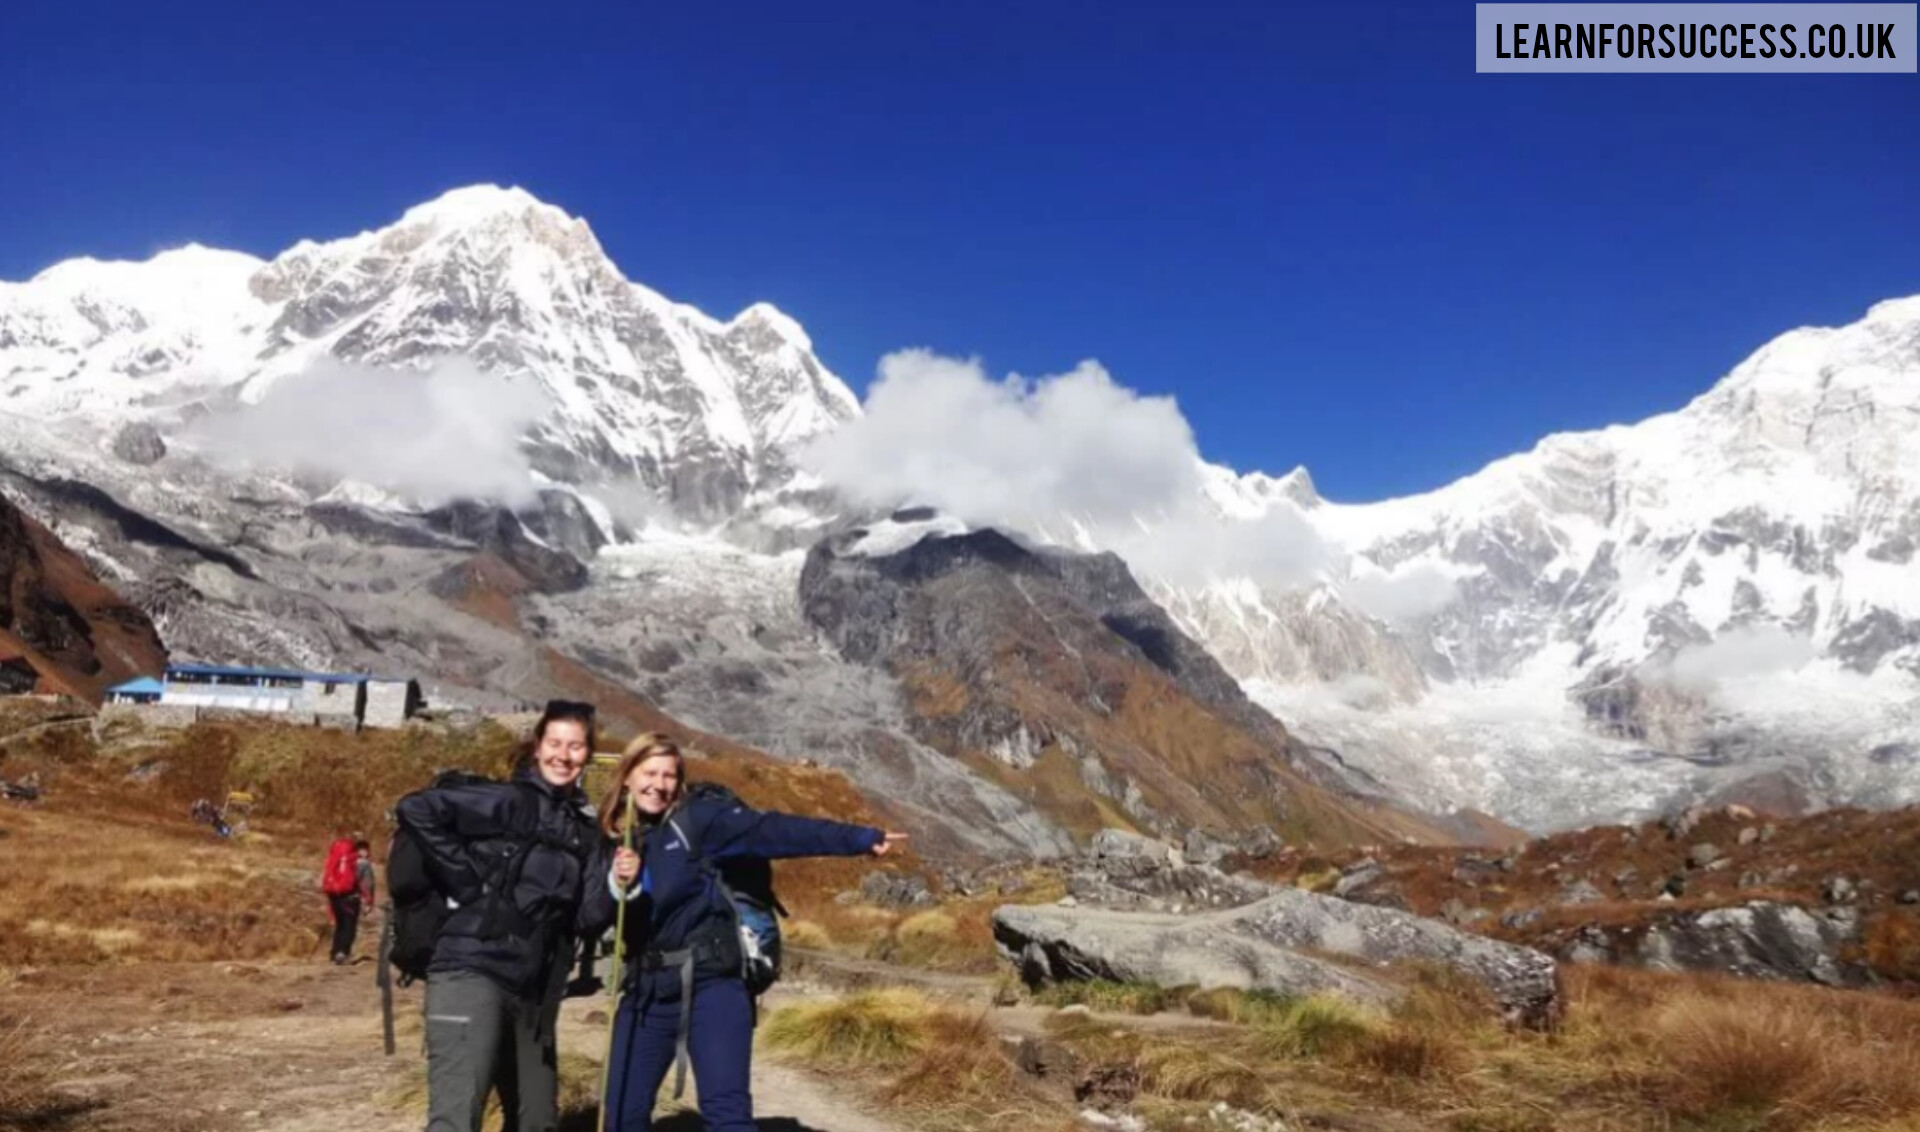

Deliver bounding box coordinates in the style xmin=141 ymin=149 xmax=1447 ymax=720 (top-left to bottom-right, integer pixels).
xmin=1198 ymin=462 xmax=1321 ymax=520
xmin=398 ymin=183 xmax=560 ymax=226
xmin=729 ymin=301 xmax=816 ymax=353
xmin=26 ymin=243 xmax=263 ymax=290
xmin=1 ymin=189 xmax=862 ymax=517
xmin=1692 ymin=296 xmax=1920 ymax=417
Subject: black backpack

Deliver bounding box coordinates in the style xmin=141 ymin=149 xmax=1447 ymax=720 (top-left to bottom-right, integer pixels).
xmin=380 ymin=770 xmax=502 ymax=986
xmin=376 ymin=769 xmax=553 ymax=1054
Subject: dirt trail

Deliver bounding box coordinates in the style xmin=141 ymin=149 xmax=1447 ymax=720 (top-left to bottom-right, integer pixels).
xmin=14 ymin=940 xmax=1253 ymax=1132
xmin=12 ymin=952 xmax=916 ymax=1132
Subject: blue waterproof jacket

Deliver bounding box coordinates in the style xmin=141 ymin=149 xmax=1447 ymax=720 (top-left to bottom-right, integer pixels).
xmin=615 ymin=790 xmax=881 ymax=1000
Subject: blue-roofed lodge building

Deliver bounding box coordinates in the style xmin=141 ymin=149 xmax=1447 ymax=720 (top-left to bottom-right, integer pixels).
xmin=105 ymin=676 xmax=165 ymax=704
xmin=149 ymin=664 xmax=422 ymax=728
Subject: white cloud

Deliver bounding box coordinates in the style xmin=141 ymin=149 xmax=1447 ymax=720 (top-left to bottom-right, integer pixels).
xmin=799 ymin=349 xmax=1358 ymax=593
xmin=188 ymin=359 xmax=546 ymax=507
xmin=1655 ymin=624 xmax=1817 ymax=693
xmin=801 ymin=350 xmax=1203 ymax=530
xmin=587 ymin=477 xmax=677 ymax=533
xmin=1107 ymin=503 xmax=1335 ymax=591
xmin=1340 ymin=560 xmax=1462 ymax=623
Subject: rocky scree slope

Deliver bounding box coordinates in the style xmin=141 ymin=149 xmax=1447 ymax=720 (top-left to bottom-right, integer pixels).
xmin=799 ymin=522 xmax=1490 ymax=850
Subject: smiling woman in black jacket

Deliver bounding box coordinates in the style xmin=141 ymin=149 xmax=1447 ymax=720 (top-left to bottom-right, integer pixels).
xmin=600 ymin=733 xmax=905 ymax=1132
xmin=395 ymin=699 xmax=614 ymax=1132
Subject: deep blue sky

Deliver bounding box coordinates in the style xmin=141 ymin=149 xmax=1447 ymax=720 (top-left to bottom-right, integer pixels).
xmin=1 ymin=0 xmax=1914 ymax=501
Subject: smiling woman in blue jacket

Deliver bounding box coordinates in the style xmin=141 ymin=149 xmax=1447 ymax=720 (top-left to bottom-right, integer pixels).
xmin=600 ymin=733 xmax=905 ymax=1132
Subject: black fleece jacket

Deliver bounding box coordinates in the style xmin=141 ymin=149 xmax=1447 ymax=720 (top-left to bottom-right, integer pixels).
xmin=395 ymin=766 xmax=614 ymax=998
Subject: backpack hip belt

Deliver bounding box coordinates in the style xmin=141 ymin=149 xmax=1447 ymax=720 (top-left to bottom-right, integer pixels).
xmin=630 ymin=942 xmax=703 ymax=1102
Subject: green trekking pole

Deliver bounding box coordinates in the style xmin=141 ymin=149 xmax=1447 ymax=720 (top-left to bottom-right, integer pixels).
xmin=597 ymin=794 xmax=636 ymax=1132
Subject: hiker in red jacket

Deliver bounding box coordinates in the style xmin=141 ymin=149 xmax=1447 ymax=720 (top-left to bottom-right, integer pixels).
xmin=321 ymin=832 xmax=374 ymax=964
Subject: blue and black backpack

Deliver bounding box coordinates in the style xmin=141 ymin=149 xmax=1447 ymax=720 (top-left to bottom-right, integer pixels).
xmin=669 ymin=781 xmax=790 ymax=995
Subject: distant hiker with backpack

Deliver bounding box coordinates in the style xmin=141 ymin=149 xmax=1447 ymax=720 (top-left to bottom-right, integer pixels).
xmin=321 ymin=832 xmax=374 ymax=964
xmin=599 ymin=733 xmax=906 ymax=1132
xmin=392 ymin=700 xmax=615 ymax=1132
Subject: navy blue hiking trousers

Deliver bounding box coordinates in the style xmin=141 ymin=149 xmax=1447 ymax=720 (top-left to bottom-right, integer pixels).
xmin=603 ymin=977 xmax=754 ymax=1132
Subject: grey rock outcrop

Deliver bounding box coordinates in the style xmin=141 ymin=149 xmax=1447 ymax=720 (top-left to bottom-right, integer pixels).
xmin=995 ymin=886 xmax=1561 ymax=1028
xmin=860 ymin=870 xmax=934 ymax=907
xmin=423 ymin=500 xmax=588 ymax=593
xmin=1634 ymin=901 xmax=1866 ymax=986
xmin=111 ymin=421 xmax=167 ymax=465
xmin=1064 ymin=828 xmax=1282 ymax=914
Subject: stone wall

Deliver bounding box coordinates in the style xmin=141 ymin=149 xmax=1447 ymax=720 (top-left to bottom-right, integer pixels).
xmin=362 ymin=680 xmax=418 ymax=729
xmin=296 ymin=680 xmax=364 ymax=723
xmin=97 ymin=702 xmax=364 ymax=733
xmin=98 ymin=702 xmax=200 ymax=729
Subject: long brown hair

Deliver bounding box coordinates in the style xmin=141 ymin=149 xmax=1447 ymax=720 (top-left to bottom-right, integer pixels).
xmin=599 ymin=732 xmax=686 ymax=839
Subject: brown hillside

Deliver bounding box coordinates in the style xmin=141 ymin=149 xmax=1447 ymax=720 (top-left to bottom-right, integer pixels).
xmin=1 ymin=709 xmax=925 ymax=968
xmin=0 ymin=494 xmax=168 ymax=701
xmin=1256 ymin=801 xmax=1920 ymax=986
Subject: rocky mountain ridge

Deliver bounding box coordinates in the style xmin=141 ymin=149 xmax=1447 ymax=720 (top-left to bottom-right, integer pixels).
xmin=2 ymin=185 xmax=1914 ymax=838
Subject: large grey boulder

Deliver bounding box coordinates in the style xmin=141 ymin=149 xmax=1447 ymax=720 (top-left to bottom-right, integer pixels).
xmin=1000 ymin=902 xmax=1399 ymax=1010
xmin=996 ymin=886 xmax=1561 ymax=1028
xmin=1633 ymin=901 xmax=1865 ymax=986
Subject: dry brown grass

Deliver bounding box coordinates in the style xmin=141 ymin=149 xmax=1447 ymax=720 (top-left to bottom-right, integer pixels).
xmin=0 ymin=802 xmax=327 ymax=965
xmin=0 ymin=1012 xmax=104 ymax=1130
xmin=1534 ymin=965 xmax=1920 ymax=1131
xmin=0 ymin=715 xmax=526 ymax=967
xmin=2 ymin=711 xmax=981 ymax=972
xmin=1021 ymin=963 xmax=1920 ymax=1132
xmin=770 ymin=866 xmax=1065 ymax=973
xmin=761 ymin=989 xmax=1063 ymax=1132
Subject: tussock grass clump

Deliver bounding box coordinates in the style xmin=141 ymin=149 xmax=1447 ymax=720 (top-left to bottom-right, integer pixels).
xmin=781 ymin=918 xmax=834 ymax=951
xmin=882 ymin=1009 xmax=1021 ymax=1106
xmin=766 ymin=990 xmax=1060 ymax=1132
xmin=553 ymin=1051 xmax=604 ymax=1120
xmin=1247 ymin=993 xmax=1384 ymax=1061
xmin=760 ymin=989 xmax=931 ymax=1067
xmin=878 ymin=908 xmax=979 ymax=970
xmin=1555 ymin=966 xmax=1920 ymax=1130
xmin=1136 ymin=1043 xmax=1272 ymax=1109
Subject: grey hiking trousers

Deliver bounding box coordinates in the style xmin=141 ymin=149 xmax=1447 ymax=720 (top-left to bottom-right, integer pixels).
xmin=423 ymin=970 xmax=564 ymax=1132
